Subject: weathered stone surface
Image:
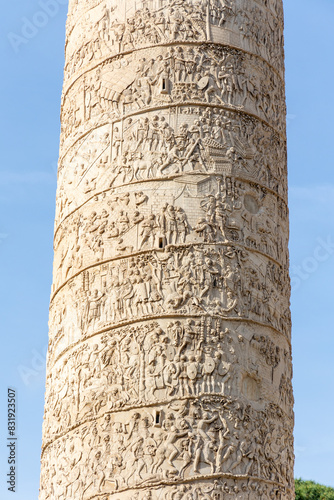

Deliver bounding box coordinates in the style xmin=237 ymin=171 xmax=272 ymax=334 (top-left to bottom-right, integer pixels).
xmin=40 ymin=0 xmax=294 ymax=498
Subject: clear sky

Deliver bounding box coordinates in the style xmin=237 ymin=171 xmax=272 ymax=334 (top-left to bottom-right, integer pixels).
xmin=0 ymin=0 xmax=333 ymax=498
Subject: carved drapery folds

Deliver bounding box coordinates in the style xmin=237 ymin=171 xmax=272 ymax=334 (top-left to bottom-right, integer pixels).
xmin=40 ymin=0 xmax=294 ymax=498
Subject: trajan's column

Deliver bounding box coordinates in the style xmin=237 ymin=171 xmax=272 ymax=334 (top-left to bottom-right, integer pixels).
xmin=40 ymin=0 xmax=294 ymax=498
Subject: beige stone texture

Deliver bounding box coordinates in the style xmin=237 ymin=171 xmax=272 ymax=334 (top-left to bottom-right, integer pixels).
xmin=40 ymin=0 xmax=294 ymax=498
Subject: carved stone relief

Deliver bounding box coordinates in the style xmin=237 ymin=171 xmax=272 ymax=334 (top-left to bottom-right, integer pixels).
xmin=55 ymin=110 xmax=287 ymax=226
xmin=43 ymin=317 xmax=293 ymax=443
xmin=64 ymin=0 xmax=285 ymax=87
xmin=40 ymin=397 xmax=293 ymax=498
xmin=48 ymin=242 xmax=291 ymax=369
xmin=40 ymin=0 xmax=293 ymax=498
xmin=60 ymin=45 xmax=285 ymax=151
xmin=53 ymin=178 xmax=289 ymax=291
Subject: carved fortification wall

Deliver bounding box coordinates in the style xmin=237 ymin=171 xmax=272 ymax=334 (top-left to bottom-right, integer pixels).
xmin=40 ymin=0 xmax=294 ymax=498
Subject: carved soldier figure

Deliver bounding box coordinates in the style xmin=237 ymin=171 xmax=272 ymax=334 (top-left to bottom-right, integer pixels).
xmin=85 ymin=289 xmax=104 ymax=327
xmin=140 ymin=214 xmax=158 ymax=249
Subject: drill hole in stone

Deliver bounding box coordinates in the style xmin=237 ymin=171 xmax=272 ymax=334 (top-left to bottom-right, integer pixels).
xmin=154 ymin=410 xmax=162 ymax=426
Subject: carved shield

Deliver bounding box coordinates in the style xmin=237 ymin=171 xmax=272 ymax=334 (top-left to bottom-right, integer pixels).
xmin=203 ymin=357 xmax=215 ymax=374
xmin=218 ymin=360 xmax=230 ymax=377
xmin=187 ymin=362 xmax=198 ymax=380
xmin=166 ymin=345 xmax=176 ymax=361
xmin=197 ymin=76 xmax=210 ymax=90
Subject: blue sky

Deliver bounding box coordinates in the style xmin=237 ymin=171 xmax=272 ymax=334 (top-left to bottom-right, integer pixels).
xmin=0 ymin=0 xmax=333 ymax=498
